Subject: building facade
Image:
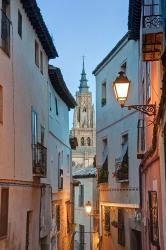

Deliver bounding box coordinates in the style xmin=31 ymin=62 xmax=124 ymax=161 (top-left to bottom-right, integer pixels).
xmin=71 ymin=60 xmax=96 ymax=169
xmin=0 ymin=1 xmax=75 ymax=250
xmin=93 ymin=34 xmax=142 ymax=250
xmin=48 ymin=66 xmax=76 ymax=250
xmin=128 ymin=0 xmax=166 ymax=249
xmin=73 ymin=167 xmax=99 ymax=250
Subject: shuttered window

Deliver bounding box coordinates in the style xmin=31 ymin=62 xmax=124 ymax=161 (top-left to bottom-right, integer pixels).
xmin=0 ymin=188 xmax=9 ymax=237
xmin=79 ymin=185 xmax=84 ymax=207
xmin=56 ymin=205 xmax=60 ymax=232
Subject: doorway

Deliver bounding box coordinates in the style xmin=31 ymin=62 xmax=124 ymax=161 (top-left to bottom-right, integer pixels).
xmin=131 ymin=229 xmax=142 ymax=250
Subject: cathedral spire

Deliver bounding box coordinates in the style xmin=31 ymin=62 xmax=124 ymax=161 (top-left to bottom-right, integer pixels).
xmin=79 ymin=57 xmax=89 ymax=93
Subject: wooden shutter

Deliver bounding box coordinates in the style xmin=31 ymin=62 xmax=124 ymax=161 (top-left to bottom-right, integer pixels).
xmin=0 ymin=188 xmax=9 ymax=237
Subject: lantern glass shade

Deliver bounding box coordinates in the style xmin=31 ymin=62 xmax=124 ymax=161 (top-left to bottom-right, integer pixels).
xmin=85 ymin=201 xmax=92 ymax=214
xmin=113 ymin=71 xmax=130 ymax=107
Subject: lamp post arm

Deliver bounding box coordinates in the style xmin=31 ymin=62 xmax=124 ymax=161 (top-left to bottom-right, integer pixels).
xmin=122 ymin=104 xmax=156 ymax=116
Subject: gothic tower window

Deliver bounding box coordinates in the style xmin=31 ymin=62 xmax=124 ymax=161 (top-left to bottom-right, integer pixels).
xmin=81 ymin=137 xmax=84 ymax=146
xmin=83 ymin=107 xmax=86 ymax=112
xmin=87 ymin=137 xmax=91 ymax=146
xmin=77 ymin=108 xmax=80 ymax=122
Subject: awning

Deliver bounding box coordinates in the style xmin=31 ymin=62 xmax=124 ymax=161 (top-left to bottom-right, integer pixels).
xmin=115 ymin=144 xmax=128 ymax=167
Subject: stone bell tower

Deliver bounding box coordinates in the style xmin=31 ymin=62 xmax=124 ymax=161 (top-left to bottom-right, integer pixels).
xmin=71 ymin=58 xmax=96 ymax=168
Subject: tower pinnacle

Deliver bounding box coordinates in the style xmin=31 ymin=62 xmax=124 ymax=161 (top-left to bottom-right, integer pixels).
xmin=79 ymin=57 xmax=89 ymax=93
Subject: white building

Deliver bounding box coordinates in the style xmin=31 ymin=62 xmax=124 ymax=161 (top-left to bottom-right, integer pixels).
xmin=0 ymin=1 xmax=75 ymax=250
xmin=93 ymin=33 xmax=142 ymax=250
xmin=48 ymin=65 xmax=76 ymax=250
xmin=73 ymin=167 xmax=99 ymax=250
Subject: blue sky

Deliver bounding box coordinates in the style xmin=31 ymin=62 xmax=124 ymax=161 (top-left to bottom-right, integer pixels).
xmin=37 ymin=0 xmax=129 ymax=127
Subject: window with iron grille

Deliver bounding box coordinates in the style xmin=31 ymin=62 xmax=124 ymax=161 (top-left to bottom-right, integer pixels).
xmin=0 ymin=188 xmax=9 ymax=237
xmin=118 ymin=209 xmax=125 ymax=246
xmin=79 ymin=224 xmax=85 ymax=250
xmin=56 ymin=205 xmax=60 ymax=232
xmin=78 ymin=185 xmax=84 ymax=207
xmin=143 ymin=0 xmax=161 ymax=28
xmin=104 ymin=206 xmax=110 ymax=232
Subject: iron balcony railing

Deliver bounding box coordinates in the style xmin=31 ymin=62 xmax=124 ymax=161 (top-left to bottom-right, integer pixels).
xmin=1 ymin=9 xmax=10 ymax=56
xmin=32 ymin=143 xmax=47 ymax=177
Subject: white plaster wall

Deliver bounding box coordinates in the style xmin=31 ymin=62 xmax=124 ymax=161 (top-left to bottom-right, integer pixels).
xmin=95 ymin=38 xmax=140 ymax=205
xmin=0 ymin=1 xmax=51 ymax=249
xmin=74 ymin=177 xmax=98 ymax=250
xmin=48 ymin=80 xmax=71 ymax=196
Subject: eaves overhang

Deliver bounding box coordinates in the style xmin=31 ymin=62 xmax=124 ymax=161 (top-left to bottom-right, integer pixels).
xmin=21 ymin=0 xmax=58 ymax=59
xmin=48 ymin=65 xmax=77 ymax=109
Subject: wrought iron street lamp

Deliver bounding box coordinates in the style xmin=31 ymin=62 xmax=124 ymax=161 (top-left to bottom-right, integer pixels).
xmin=113 ymin=71 xmax=156 ymax=116
xmin=85 ymin=201 xmax=92 ymax=250
xmin=85 ymin=201 xmax=92 ymax=214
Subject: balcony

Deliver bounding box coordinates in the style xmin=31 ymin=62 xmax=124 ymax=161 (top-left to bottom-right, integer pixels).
xmin=113 ymin=156 xmax=129 ymax=183
xmin=142 ymin=1 xmax=163 ymax=61
xmin=98 ymin=168 xmax=109 ymax=184
xmin=32 ymin=143 xmax=47 ymax=177
xmin=1 ymin=9 xmax=10 ymax=56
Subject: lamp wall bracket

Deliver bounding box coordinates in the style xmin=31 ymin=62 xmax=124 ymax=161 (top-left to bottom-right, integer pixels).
xmin=122 ymin=104 xmax=156 ymax=116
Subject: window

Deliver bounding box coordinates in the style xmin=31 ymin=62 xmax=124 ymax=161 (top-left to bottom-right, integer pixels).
xmin=118 ymin=209 xmax=125 ymax=246
xmin=41 ymin=126 xmax=45 ymax=146
xmin=0 ymin=86 xmax=3 ymax=123
xmin=66 ymin=201 xmax=70 ymax=234
xmin=31 ymin=109 xmax=38 ymax=146
xmin=56 ymin=205 xmax=60 ymax=232
xmin=35 ymin=40 xmax=39 ymax=66
xmin=146 ymin=62 xmax=151 ymax=102
xmin=49 ymin=92 xmax=52 ymax=111
xmin=81 ymin=137 xmax=84 ymax=146
xmin=1 ymin=0 xmax=10 ymax=55
xmin=18 ymin=10 xmax=22 ymax=38
xmin=67 ymin=154 xmax=70 ymax=174
xmin=83 ymin=107 xmax=86 ymax=112
xmin=101 ymin=82 xmax=106 ymax=106
xmin=31 ymin=109 xmax=38 ymax=145
xmin=0 ymin=188 xmax=9 ymax=237
xmin=87 ymin=137 xmax=91 ymax=146
xmin=104 ymin=206 xmax=110 ymax=232
xmin=79 ymin=225 xmax=85 ymax=250
xmin=137 ymin=119 xmax=145 ymax=159
xmin=148 ymin=191 xmax=159 ymax=246
xmin=55 ymin=97 xmax=58 ymax=115
xmin=40 ymin=50 xmax=43 ymax=74
xmin=78 ymin=185 xmax=84 ymax=207
xmin=77 ymin=108 xmax=80 ymax=122
xmin=26 ymin=211 xmax=32 ymax=250
xmin=58 ymin=153 xmax=63 ymax=190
